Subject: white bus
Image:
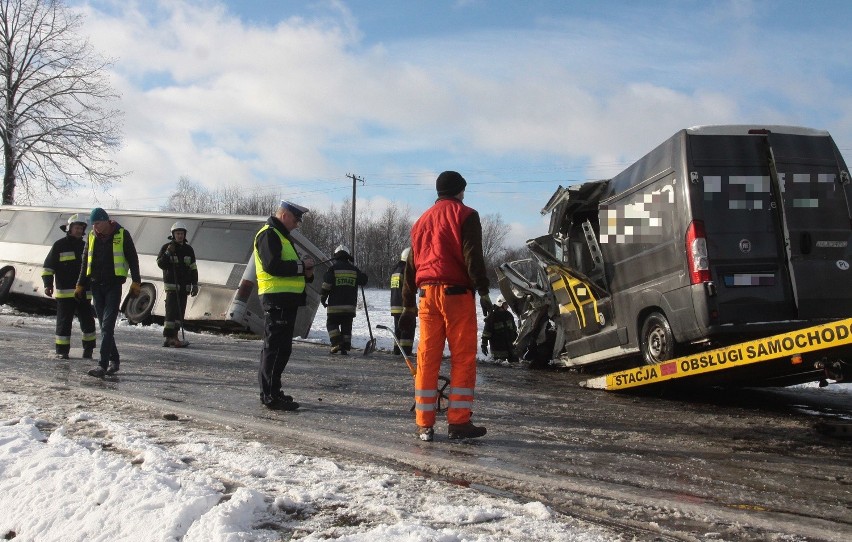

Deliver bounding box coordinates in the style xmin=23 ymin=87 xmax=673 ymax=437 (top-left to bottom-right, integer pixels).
xmin=0 ymin=206 xmax=329 ymax=338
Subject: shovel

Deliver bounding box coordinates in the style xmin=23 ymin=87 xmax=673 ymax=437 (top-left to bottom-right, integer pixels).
xmin=361 ymin=286 xmax=377 ymax=355
xmin=376 ymin=324 xmax=449 ymax=412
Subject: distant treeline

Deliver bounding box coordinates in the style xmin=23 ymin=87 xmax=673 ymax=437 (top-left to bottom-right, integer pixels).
xmin=162 ymin=177 xmax=530 ymax=287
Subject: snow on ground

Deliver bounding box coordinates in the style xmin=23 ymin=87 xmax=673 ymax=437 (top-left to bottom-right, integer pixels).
xmin=0 ymin=385 xmax=613 ymax=541
xmin=1 ymin=291 xmax=849 ymax=541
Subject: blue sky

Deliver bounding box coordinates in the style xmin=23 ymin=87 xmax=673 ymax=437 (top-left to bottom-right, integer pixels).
xmin=50 ymin=0 xmax=852 ymax=246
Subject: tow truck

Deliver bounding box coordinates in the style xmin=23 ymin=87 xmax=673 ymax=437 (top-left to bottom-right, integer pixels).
xmin=580 ymin=318 xmax=851 ymax=390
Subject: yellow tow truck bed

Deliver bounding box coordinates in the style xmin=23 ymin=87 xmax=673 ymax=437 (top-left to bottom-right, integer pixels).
xmin=580 ymin=318 xmax=852 ymax=390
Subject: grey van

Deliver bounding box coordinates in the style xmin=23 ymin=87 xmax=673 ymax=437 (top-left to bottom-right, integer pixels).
xmin=498 ymin=125 xmax=852 ymax=370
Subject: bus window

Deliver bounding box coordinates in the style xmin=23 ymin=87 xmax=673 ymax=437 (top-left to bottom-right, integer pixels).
xmin=132 ymin=217 xmax=200 ymax=256
xmin=192 ymin=221 xmax=259 ymax=263
xmin=2 ymin=211 xmax=59 ymax=245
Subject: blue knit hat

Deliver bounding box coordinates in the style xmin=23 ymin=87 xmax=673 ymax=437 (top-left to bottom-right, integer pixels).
xmin=89 ymin=207 xmax=109 ymax=223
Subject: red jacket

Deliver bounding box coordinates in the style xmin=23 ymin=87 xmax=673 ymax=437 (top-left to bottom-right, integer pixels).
xmin=402 ymin=197 xmax=490 ymax=309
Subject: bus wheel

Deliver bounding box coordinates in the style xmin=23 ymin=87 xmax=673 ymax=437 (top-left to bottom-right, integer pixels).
xmin=125 ymin=283 xmax=156 ymax=325
xmin=641 ymin=312 xmax=675 ymax=365
xmin=0 ymin=266 xmax=15 ymax=305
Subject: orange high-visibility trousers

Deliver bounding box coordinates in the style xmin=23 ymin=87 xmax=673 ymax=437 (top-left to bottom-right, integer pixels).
xmin=414 ymin=284 xmax=478 ymax=427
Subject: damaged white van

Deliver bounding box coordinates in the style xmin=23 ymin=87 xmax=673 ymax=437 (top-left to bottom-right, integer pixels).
xmin=498 ymin=125 xmax=851 ymax=377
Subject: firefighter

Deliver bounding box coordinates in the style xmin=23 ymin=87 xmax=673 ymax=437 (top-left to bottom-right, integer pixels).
xmin=481 ymin=295 xmax=518 ymax=362
xmin=254 ymin=200 xmax=314 ymax=411
xmin=400 ymin=171 xmax=492 ymax=442
xmin=156 ymin=221 xmax=199 ymax=348
xmin=321 ymin=244 xmax=368 ymax=355
xmin=42 ymin=214 xmax=97 ymax=360
xmin=389 ymin=247 xmax=414 ymax=356
xmin=76 ymin=207 xmax=141 ymax=378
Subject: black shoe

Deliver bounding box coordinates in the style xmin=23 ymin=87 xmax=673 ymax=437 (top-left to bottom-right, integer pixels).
xmin=416 ymin=426 xmax=434 ymax=442
xmin=87 ymin=367 xmax=106 ymax=378
xmin=448 ymin=421 xmax=487 ymax=440
xmin=340 ymin=349 xmax=348 ymax=356
xmin=106 ymin=364 xmax=119 ymax=375
xmin=82 ymin=349 xmax=94 ymax=359
xmin=55 ymin=352 xmax=69 ymax=360
xmin=330 ymin=345 xmax=340 ymax=354
xmin=273 ymin=391 xmax=293 ymax=403
xmin=264 ymin=398 xmax=300 ymax=411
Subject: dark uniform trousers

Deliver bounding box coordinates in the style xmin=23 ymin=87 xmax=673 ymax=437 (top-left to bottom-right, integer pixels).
xmin=392 ymin=313 xmax=415 ymax=356
xmin=164 ymin=290 xmax=190 ymax=338
xmin=326 ymin=313 xmax=354 ymax=351
xmin=55 ymin=298 xmax=96 ymax=356
xmin=258 ymin=296 xmax=298 ymax=404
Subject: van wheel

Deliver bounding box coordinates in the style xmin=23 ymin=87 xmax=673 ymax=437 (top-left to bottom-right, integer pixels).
xmin=641 ymin=312 xmax=675 ymax=365
xmin=0 ymin=266 xmax=15 ymax=305
xmin=125 ymin=283 xmax=156 ymax=325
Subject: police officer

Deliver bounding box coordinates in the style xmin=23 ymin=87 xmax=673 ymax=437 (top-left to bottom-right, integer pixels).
xmin=254 ymin=200 xmax=314 ymax=411
xmin=389 ymin=247 xmax=414 ymax=356
xmin=156 ymin=221 xmax=199 ymax=348
xmin=321 ymin=244 xmax=368 ymax=355
xmin=42 ymin=214 xmax=96 ymax=359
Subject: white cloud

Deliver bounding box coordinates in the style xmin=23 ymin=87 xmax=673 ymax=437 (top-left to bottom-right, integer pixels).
xmin=53 ymin=0 xmax=851 ymax=225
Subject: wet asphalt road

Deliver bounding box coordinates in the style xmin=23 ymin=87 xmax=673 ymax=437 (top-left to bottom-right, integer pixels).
xmin=1 ymin=311 xmax=850 ymax=541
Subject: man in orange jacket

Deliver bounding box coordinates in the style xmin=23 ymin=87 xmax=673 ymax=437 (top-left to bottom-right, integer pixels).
xmin=400 ymin=171 xmax=493 ymax=442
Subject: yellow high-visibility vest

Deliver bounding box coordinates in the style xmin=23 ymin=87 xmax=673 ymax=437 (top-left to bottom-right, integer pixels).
xmin=86 ymin=229 xmax=128 ymax=278
xmin=253 ymin=225 xmax=305 ymax=295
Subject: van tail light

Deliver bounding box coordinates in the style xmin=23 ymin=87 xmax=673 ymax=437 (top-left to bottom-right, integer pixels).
xmin=686 ymin=220 xmax=711 ymax=284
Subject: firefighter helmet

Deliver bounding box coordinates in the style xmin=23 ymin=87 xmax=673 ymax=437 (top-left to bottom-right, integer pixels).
xmin=60 ymin=213 xmax=88 ymax=232
xmin=400 ymin=247 xmax=411 ymax=262
xmin=334 ymin=244 xmax=351 ymax=259
xmin=170 ymin=221 xmax=188 ymax=233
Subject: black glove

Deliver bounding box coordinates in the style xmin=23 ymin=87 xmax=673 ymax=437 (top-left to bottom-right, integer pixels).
xmin=190 ymin=284 xmax=199 ymax=297
xmin=167 ymin=242 xmax=176 ymax=254
xmin=479 ymin=294 xmax=493 ymax=317
xmin=481 ymin=342 xmax=488 ymax=355
xmin=399 ymin=309 xmax=416 ymax=336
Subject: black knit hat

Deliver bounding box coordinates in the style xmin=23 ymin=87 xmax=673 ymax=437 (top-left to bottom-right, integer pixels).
xmin=436 ymin=171 xmax=467 ymax=197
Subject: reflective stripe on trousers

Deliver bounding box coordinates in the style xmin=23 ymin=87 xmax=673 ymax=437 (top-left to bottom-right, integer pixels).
xmin=414 ymin=284 xmax=478 ymax=427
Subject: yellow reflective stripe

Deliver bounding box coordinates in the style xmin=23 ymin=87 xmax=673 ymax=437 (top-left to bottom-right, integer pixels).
xmin=327 ymin=305 xmax=357 ymax=313
xmin=58 ymin=251 xmax=76 ymax=262
xmin=55 ymin=289 xmax=76 ymax=299
xmin=55 ymin=336 xmax=71 ymax=345
xmin=82 ymin=332 xmax=97 ymax=341
xmin=42 ymin=268 xmax=54 ymax=276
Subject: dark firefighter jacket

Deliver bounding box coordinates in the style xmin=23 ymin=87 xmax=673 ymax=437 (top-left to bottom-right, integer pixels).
xmin=156 ymin=241 xmax=199 ymax=293
xmin=42 ymin=234 xmax=86 ymax=299
xmin=321 ymin=257 xmax=368 ymax=315
xmin=389 ymin=260 xmax=406 ymax=315
xmin=482 ymin=308 xmax=518 ymax=353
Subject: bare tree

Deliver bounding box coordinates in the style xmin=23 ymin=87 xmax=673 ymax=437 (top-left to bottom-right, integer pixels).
xmin=0 ymin=0 xmax=123 ymax=205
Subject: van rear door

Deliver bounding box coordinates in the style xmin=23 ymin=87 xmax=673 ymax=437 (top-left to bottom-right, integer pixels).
xmin=766 ymin=132 xmax=852 ymax=318
xmin=691 ymin=131 xmax=852 ymax=324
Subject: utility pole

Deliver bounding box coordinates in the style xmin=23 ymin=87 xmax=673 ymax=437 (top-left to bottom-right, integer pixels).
xmin=346 ymin=173 xmax=365 ymax=260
